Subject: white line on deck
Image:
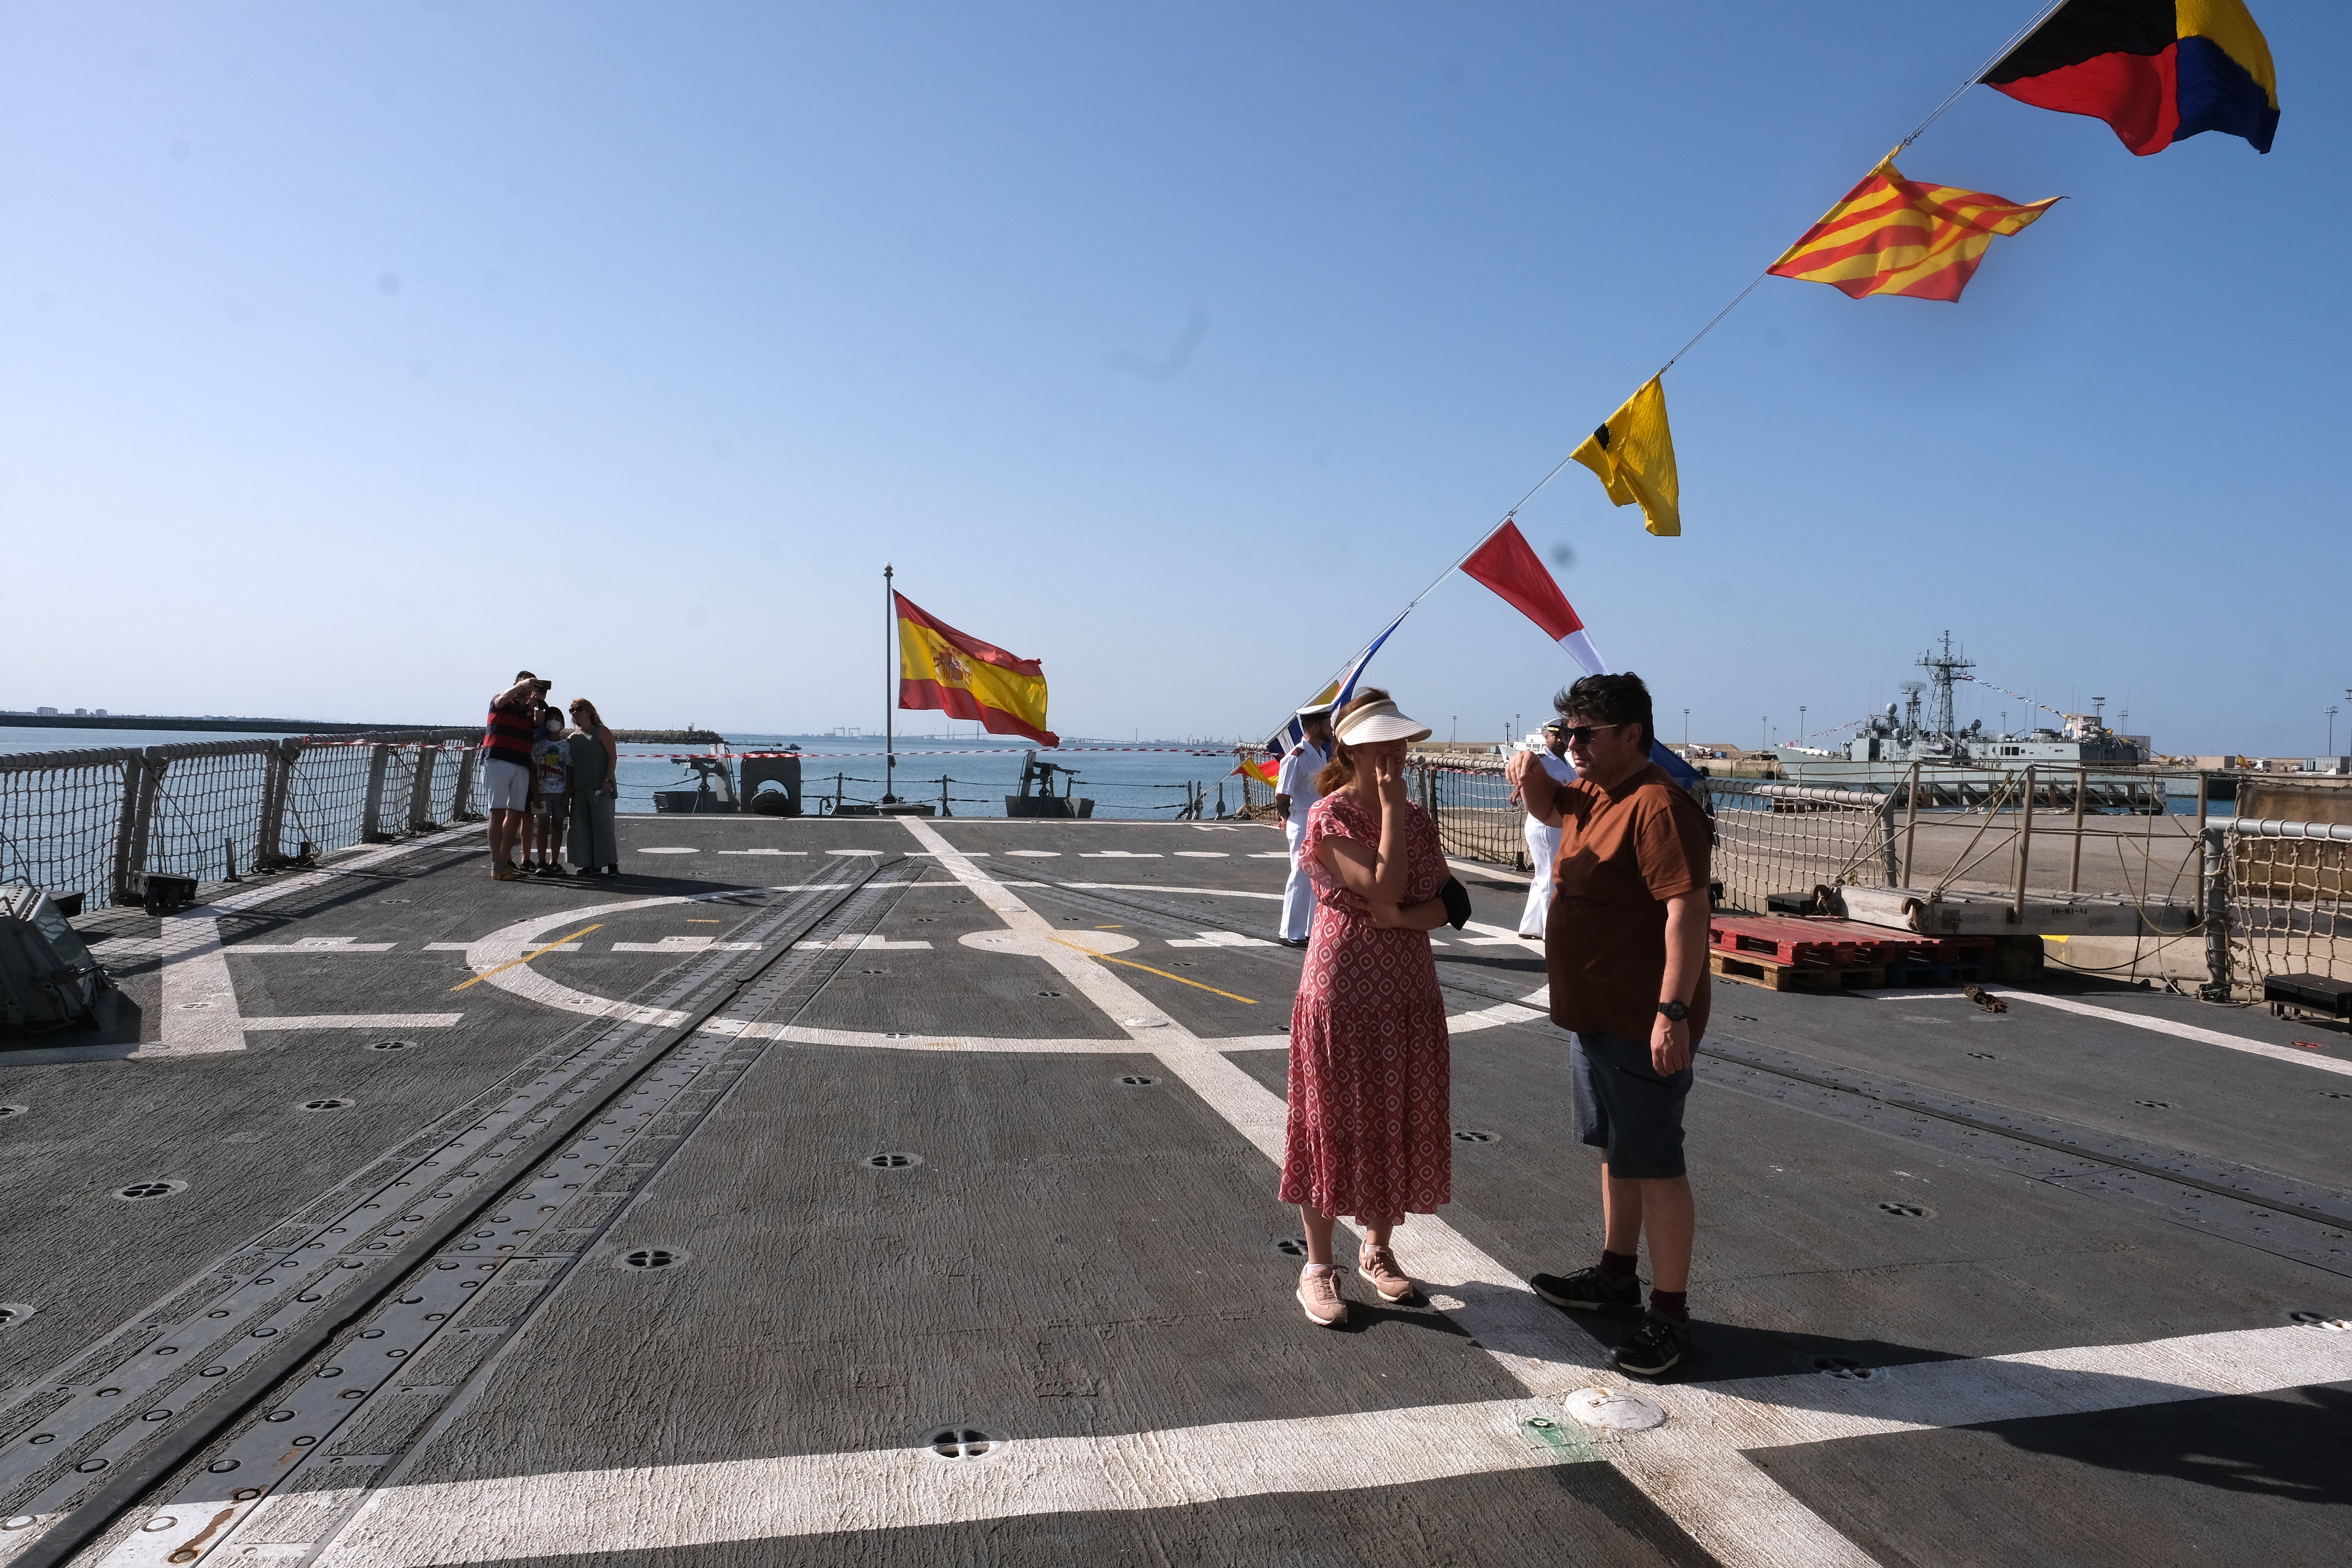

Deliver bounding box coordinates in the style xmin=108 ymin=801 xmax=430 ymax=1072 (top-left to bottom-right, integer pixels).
xmin=240 ymin=1014 xmax=463 ymax=1032
xmin=307 ymin=1323 xmax=2352 ymax=1566
xmin=119 ymin=826 xmax=487 ymax=1055
xmin=866 ymin=819 xmax=1870 ymax=1568
xmin=1989 ymin=988 xmax=2352 ymax=1080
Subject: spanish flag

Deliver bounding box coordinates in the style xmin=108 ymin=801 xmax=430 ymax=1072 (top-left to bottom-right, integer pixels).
xmin=1982 ymin=0 xmax=2278 ymax=156
xmin=1570 ymin=377 xmax=1680 ymax=538
xmin=1232 ymin=754 xmax=1282 ymax=786
xmin=1770 ymin=156 xmax=2061 ymax=303
xmin=896 ymin=593 xmax=1058 ymax=747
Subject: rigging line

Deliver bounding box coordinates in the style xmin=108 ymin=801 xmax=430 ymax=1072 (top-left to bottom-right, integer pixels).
xmin=1287 ymin=1 xmax=2078 ymax=723
xmin=1898 ymin=0 xmax=2071 ymax=150
xmin=1662 ymin=0 xmax=2069 ymax=379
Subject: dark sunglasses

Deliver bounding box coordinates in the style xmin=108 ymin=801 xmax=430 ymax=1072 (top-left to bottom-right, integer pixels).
xmin=1558 ymin=723 xmax=1624 ymax=744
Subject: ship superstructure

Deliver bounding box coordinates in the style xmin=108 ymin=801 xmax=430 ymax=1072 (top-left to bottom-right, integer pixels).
xmin=1841 ymin=631 xmax=2143 ymax=766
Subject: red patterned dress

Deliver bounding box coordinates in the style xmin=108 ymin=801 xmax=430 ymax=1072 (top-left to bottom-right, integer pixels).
xmin=1277 ymin=790 xmax=1452 ymax=1225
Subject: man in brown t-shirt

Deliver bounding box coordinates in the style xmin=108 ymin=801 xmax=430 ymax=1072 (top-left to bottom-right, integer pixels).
xmin=1504 ymin=672 xmax=1709 ymax=1377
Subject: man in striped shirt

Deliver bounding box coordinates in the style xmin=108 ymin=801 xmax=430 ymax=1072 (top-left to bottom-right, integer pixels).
xmin=484 ymin=671 xmax=546 ymax=881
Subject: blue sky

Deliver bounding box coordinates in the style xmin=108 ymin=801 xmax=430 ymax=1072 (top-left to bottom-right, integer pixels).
xmin=3 ymin=3 xmax=2344 ymax=755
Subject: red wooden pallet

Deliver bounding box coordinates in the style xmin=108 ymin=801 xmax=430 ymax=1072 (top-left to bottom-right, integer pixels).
xmin=1712 ymin=914 xmax=1991 ymax=967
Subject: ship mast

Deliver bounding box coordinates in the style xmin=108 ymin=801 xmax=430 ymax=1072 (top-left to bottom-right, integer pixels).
xmin=1919 ymin=630 xmax=1974 ymax=744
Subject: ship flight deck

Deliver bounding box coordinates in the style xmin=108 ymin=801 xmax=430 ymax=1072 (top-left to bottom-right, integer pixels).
xmin=2 ymin=814 xmax=2349 ymax=1567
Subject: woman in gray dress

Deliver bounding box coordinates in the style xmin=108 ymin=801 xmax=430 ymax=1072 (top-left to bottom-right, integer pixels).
xmin=566 ymin=698 xmax=621 ymax=877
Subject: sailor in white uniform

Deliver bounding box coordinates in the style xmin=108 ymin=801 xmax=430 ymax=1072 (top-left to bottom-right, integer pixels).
xmin=1517 ymin=718 xmax=1577 ymax=938
xmin=1274 ymin=702 xmax=1337 ymax=946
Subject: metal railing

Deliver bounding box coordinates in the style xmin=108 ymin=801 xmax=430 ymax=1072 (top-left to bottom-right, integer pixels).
xmin=0 ymin=730 xmax=483 ymax=910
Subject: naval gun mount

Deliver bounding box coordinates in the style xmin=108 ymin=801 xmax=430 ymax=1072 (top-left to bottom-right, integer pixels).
xmin=652 ymin=749 xmax=806 ymax=816
xmin=1005 ymin=750 xmax=1094 ymax=819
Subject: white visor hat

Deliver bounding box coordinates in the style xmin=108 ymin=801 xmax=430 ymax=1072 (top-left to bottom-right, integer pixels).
xmin=1334 ymin=698 xmax=1433 ymax=746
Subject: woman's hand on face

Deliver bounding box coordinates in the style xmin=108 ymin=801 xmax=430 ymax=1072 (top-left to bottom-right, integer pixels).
xmin=1372 ymin=744 xmax=1409 ymax=802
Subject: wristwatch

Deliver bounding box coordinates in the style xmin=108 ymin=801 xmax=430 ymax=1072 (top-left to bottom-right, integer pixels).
xmin=1655 ymin=999 xmax=1689 ymax=1023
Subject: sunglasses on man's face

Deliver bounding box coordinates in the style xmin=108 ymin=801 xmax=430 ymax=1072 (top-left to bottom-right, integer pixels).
xmin=1559 ymin=723 xmax=1624 ymax=744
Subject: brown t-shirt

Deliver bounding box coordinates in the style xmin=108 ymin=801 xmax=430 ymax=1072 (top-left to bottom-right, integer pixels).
xmin=1540 ymin=762 xmax=1712 ymax=1045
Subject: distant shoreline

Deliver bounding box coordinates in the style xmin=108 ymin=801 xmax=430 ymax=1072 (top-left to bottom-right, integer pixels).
xmin=0 ymin=712 xmax=438 ymax=735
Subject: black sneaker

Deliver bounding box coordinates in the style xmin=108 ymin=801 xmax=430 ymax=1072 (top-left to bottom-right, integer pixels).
xmin=1610 ymin=1311 xmax=1693 ymax=1377
xmin=1529 ymin=1266 xmax=1643 ymax=1315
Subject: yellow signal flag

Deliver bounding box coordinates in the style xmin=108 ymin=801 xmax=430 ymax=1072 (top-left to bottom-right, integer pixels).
xmin=1570 ymin=376 xmax=1681 ymax=537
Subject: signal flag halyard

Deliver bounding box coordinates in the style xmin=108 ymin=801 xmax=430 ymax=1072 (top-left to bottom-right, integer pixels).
xmin=895 ymin=592 xmax=1058 ymax=748
xmin=1770 ymin=156 xmax=2061 ymax=303
xmin=1982 ymin=0 xmax=2278 ymax=156
xmin=1569 ymin=377 xmax=1681 ymax=538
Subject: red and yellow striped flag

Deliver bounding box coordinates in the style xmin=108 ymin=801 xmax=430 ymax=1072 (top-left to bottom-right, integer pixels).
xmin=1769 ymin=155 xmax=2061 ymax=303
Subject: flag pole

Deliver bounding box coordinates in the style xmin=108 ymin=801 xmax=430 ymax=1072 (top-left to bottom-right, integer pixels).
xmin=883 ymin=564 xmax=897 ymax=805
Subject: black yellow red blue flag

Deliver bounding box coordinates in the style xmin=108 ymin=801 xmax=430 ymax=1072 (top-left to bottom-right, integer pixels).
xmin=1982 ymin=0 xmax=2278 ymax=155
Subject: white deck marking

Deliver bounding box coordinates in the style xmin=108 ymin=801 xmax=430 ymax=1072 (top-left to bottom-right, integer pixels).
xmin=1003 ymin=850 xmax=1059 ymax=857
xmin=1080 ymin=850 xmax=1162 ymax=858
xmin=315 ymin=1400 xmax=1561 ymax=1565
xmin=1991 ymin=988 xmax=2352 ymax=1079
xmin=611 ymin=938 xmax=763 ymax=953
xmin=1061 ymin=882 xmax=1279 ymax=900
xmin=240 ymin=1014 xmax=463 ymax=1032
xmin=869 ymin=818 xmax=1870 ymax=1568
xmin=901 ymin=850 xmax=987 ymax=856
xmin=639 ymin=848 xmax=699 ymax=855
xmin=790 ymin=934 xmax=933 ymax=952
xmin=1166 ymin=931 xmax=1274 ymax=949
xmin=314 ymin=1323 xmax=2352 ymax=1566
xmin=715 ymin=849 xmax=806 ymax=856
xmin=1456 ymin=920 xmax=1545 ymax=952
xmin=456 ymin=887 xmax=865 ymax=1022
xmin=828 ymin=848 xmax=884 ymax=856
xmin=116 ymin=826 xmax=487 ymax=1055
xmin=1248 ymin=851 xmax=1289 ymax=858
xmin=226 ymin=938 xmax=400 ymax=954
xmin=1173 ymin=851 xmax=1229 ymax=858
xmin=1446 ymin=1001 xmax=1549 ymax=1034
xmin=143 ymin=917 xmax=244 ymax=1057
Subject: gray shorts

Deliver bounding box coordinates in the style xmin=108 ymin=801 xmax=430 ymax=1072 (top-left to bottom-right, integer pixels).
xmin=482 ymin=758 xmax=531 ymax=812
xmin=1570 ymin=1029 xmax=1692 ymax=1180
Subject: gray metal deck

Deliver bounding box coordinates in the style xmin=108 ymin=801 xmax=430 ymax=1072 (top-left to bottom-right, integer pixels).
xmin=2 ymin=814 xmax=2348 ymax=1566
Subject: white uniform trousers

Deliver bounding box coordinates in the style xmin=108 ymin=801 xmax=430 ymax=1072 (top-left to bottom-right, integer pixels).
xmin=1280 ymin=816 xmax=1317 ymax=942
xmin=1517 ymin=815 xmax=1562 ymax=937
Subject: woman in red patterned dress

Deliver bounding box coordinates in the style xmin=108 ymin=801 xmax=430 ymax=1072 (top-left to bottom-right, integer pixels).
xmin=1280 ymin=689 xmax=1455 ymax=1327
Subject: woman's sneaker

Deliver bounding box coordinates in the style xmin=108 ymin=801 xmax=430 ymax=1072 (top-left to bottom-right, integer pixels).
xmin=1609 ymin=1310 xmax=1693 ymax=1377
xmin=1529 ymin=1265 xmax=1643 ymax=1315
xmin=1296 ymin=1263 xmax=1349 ymax=1327
xmin=1357 ymin=1245 xmax=1415 ymax=1303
